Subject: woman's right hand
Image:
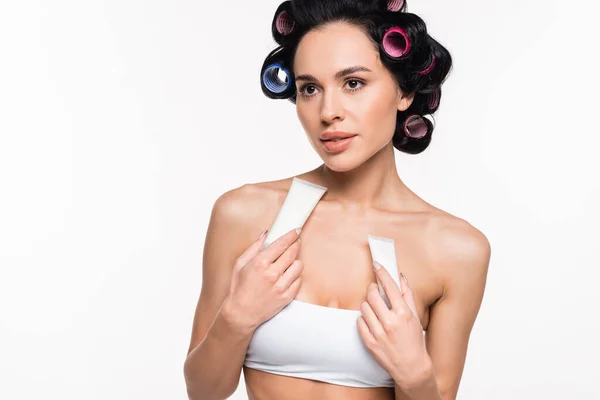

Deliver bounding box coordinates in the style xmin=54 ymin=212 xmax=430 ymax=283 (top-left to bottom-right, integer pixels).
xmin=222 ymin=227 xmax=303 ymax=333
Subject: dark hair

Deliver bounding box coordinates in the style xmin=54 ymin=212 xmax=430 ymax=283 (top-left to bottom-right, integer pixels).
xmin=260 ymin=0 xmax=453 ymax=154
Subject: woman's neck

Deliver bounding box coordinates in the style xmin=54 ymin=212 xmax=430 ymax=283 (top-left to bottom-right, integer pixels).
xmin=310 ymin=143 xmax=415 ymax=213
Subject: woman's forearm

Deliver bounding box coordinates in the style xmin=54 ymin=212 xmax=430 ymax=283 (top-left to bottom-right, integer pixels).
xmin=184 ymin=301 xmax=255 ymax=400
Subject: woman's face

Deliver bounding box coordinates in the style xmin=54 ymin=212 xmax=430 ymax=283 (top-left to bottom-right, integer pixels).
xmin=293 ymin=22 xmax=414 ymax=172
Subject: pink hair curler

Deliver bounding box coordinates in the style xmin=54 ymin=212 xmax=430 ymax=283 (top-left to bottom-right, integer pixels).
xmin=427 ymin=88 xmax=440 ymax=110
xmin=275 ymin=10 xmax=295 ymax=35
xmin=417 ymin=52 xmax=436 ymax=75
xmin=387 ymin=0 xmax=405 ymax=12
xmin=403 ymin=114 xmax=428 ymax=139
xmin=382 ymin=27 xmax=411 ymax=58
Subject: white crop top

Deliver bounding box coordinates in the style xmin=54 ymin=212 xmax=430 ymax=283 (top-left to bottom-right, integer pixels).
xmin=243 ymin=234 xmax=429 ymax=388
xmin=244 ymin=297 xmax=396 ymax=388
xmin=243 ymin=179 xmax=411 ymax=387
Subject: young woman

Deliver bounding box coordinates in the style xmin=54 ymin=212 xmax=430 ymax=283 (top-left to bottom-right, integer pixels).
xmin=184 ymin=1 xmax=491 ymax=399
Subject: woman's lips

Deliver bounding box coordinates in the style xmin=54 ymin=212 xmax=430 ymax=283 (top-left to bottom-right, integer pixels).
xmin=320 ymin=135 xmax=356 ymax=153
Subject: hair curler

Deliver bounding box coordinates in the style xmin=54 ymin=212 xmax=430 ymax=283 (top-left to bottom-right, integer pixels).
xmin=386 ymin=0 xmax=405 ymax=12
xmin=271 ymin=1 xmax=296 ymax=45
xmin=382 ymin=26 xmax=411 ymax=59
xmin=403 ymin=114 xmax=429 ymax=139
xmin=417 ymin=51 xmax=436 ymax=75
xmin=262 ymin=63 xmax=292 ymax=95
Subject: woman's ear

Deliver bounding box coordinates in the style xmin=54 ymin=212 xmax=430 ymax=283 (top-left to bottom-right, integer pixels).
xmin=396 ymin=89 xmax=415 ymax=112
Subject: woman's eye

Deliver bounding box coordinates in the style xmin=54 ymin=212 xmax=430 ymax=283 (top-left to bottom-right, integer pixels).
xmin=298 ymin=84 xmax=319 ymax=97
xmin=305 ymin=85 xmax=317 ymax=94
xmin=346 ymin=80 xmax=364 ymax=90
xmin=299 ymin=79 xmax=364 ymax=98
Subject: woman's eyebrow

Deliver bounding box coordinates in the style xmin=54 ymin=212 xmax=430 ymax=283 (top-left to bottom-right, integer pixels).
xmin=295 ymin=65 xmax=372 ymax=82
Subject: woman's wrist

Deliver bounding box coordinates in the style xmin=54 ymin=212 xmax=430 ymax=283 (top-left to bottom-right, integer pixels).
xmin=220 ymin=296 xmax=258 ymax=337
xmin=393 ymin=355 xmax=436 ymax=392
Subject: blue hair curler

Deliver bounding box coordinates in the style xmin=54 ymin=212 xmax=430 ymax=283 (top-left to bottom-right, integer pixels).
xmin=262 ymin=63 xmax=292 ymax=94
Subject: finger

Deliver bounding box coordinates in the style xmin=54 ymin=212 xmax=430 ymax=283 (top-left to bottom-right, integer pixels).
xmin=373 ymin=261 xmax=404 ymax=310
xmin=277 ymin=259 xmax=303 ymax=289
xmin=282 ymin=274 xmax=302 ymax=299
xmin=271 ymin=239 xmax=301 ymax=275
xmin=357 ymin=315 xmax=376 ymax=346
xmin=366 ymin=282 xmax=393 ymax=325
xmin=261 ymin=228 xmax=301 ymax=262
xmin=400 ymin=272 xmax=419 ymax=320
xmin=236 ymin=229 xmax=269 ymax=268
xmin=360 ymin=299 xmax=385 ymax=337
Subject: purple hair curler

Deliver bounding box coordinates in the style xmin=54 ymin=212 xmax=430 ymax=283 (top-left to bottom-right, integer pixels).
xmin=382 ymin=27 xmax=411 ymax=58
xmin=403 ymin=114 xmax=428 ymax=139
xmin=276 ymin=10 xmax=295 ymax=35
xmin=387 ymin=0 xmax=405 ymax=12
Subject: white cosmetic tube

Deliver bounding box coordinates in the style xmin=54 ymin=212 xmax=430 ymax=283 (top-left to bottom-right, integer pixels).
xmin=261 ymin=178 xmax=327 ymax=250
xmin=367 ymin=234 xmax=402 ymax=309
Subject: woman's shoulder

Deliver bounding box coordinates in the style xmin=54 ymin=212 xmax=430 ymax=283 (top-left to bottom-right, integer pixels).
xmin=214 ymin=177 xmax=293 ymax=209
xmin=422 ymin=208 xmax=491 ymax=280
xmin=210 ymin=176 xmax=297 ymax=232
xmin=404 ymin=195 xmax=489 ymax=247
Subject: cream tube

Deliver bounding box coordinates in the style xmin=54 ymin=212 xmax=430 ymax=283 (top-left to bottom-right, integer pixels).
xmin=261 ymin=177 xmax=327 ymax=250
xmin=367 ymin=234 xmax=402 ymax=309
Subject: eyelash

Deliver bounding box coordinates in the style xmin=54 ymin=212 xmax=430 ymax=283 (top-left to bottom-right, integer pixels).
xmin=297 ymin=79 xmax=366 ymax=99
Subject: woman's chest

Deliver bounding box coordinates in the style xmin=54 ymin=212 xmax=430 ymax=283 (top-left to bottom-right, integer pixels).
xmin=289 ymin=213 xmax=443 ymax=330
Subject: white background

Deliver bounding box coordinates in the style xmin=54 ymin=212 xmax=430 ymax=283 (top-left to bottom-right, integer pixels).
xmin=1 ymin=0 xmax=598 ymax=399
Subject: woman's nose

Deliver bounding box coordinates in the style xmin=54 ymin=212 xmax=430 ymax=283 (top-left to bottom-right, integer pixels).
xmin=320 ymin=89 xmax=345 ymax=123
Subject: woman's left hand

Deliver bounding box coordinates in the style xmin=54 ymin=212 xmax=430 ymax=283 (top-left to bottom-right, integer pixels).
xmin=357 ymin=261 xmax=433 ymax=388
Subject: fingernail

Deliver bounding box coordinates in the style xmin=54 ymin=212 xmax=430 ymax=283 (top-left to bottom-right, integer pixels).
xmin=295 ymin=227 xmax=302 ymax=235
xmin=401 ymin=272 xmax=408 ymax=284
xmin=373 ymin=261 xmax=382 ymax=270
xmin=258 ymin=229 xmax=268 ymax=239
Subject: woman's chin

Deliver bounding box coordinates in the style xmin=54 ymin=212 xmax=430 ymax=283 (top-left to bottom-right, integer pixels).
xmin=320 ymin=153 xmax=362 ymax=172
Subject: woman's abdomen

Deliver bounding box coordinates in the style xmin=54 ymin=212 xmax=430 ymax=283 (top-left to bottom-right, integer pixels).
xmin=243 ymin=367 xmax=395 ymax=400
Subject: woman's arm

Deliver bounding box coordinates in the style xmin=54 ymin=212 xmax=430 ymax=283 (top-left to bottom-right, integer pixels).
xmin=396 ymin=220 xmax=491 ymax=400
xmin=183 ymin=187 xmax=261 ymax=400
xmin=184 ymin=302 xmax=255 ymax=400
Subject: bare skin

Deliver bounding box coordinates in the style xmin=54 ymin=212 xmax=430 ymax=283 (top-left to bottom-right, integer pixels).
xmin=232 ymin=166 xmax=488 ymax=400
xmin=185 ymin=21 xmax=490 ymax=400
xmin=184 ymin=164 xmax=489 ymax=400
